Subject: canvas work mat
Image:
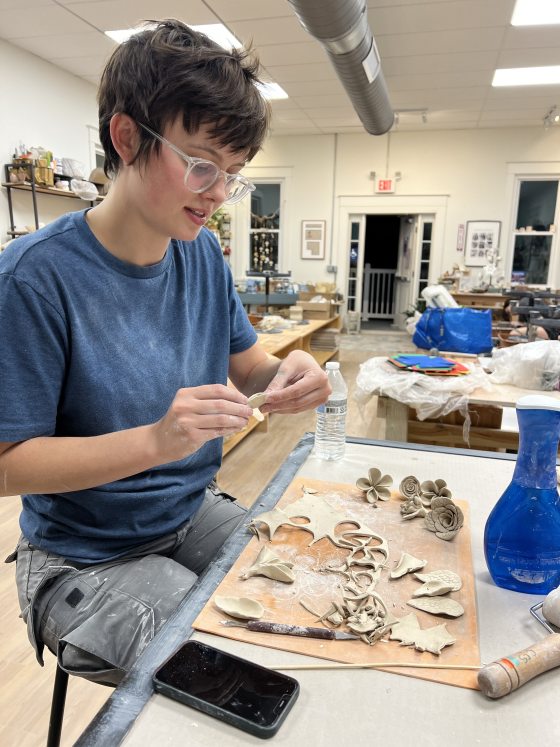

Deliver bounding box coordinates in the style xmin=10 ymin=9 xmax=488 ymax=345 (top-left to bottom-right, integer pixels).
xmin=193 ymin=477 xmax=480 ymax=690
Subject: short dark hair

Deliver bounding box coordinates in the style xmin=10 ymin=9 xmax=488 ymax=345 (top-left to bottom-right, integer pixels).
xmin=98 ymin=19 xmax=271 ymax=177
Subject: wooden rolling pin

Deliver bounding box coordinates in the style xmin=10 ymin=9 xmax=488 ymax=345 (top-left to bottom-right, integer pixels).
xmin=478 ymin=634 xmax=560 ymax=698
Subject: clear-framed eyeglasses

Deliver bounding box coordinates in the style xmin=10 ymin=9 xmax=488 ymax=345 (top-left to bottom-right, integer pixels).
xmin=137 ymin=122 xmax=255 ymax=205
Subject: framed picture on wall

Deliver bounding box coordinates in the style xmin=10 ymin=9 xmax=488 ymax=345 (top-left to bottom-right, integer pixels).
xmin=464 ymin=220 xmax=501 ymax=266
xmin=301 ymin=220 xmax=326 ymax=260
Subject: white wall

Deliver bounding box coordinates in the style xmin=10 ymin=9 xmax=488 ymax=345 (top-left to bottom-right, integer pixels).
xmin=0 ymin=39 xmax=98 ymax=243
xmin=3 ymin=35 xmax=560 ymax=296
xmin=245 ymin=126 xmax=560 ymax=291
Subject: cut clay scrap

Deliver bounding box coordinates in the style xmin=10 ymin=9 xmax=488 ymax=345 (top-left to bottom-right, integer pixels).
xmin=214 ymin=596 xmax=264 ymax=620
xmin=407 ymin=597 xmax=465 ymax=618
xmin=250 ymin=492 xmax=388 ymax=567
xmin=390 ymin=551 xmax=427 ymax=579
xmin=389 ymin=612 xmax=456 ymax=655
xmin=247 ymin=392 xmax=267 ymax=409
xmin=241 ymin=545 xmax=295 ymax=583
xmin=414 ymin=570 xmax=462 ymax=591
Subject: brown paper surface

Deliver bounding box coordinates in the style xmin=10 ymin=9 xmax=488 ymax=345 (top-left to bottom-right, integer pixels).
xmin=193 ymin=477 xmax=480 ymax=689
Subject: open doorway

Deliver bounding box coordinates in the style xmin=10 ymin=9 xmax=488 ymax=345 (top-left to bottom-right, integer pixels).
xmin=361 ymin=215 xmax=405 ymax=330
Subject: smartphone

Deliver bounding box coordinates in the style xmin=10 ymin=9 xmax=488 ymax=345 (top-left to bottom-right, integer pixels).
xmin=152 ymin=640 xmax=300 ymax=739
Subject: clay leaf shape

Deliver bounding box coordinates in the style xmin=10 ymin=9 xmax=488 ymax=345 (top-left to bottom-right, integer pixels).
xmin=214 ymin=596 xmax=264 ymax=620
xmin=412 ymin=579 xmax=455 ymax=597
xmin=356 ymin=467 xmax=393 ymax=504
xmin=414 ymin=570 xmax=462 ymax=591
xmin=389 ymin=612 xmax=456 ymax=655
xmin=390 ymin=551 xmax=427 ymax=579
xmin=241 ymin=545 xmax=295 ymax=583
xmin=407 ymin=597 xmax=465 ymax=618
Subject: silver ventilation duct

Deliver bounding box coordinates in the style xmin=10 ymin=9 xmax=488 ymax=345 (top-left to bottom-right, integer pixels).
xmin=287 ymin=0 xmax=394 ymax=135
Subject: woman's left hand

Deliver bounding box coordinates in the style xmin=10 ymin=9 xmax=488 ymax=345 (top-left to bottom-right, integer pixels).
xmin=259 ymin=351 xmax=331 ymax=414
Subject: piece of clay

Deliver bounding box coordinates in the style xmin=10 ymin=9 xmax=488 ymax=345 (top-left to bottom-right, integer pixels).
xmin=214 ymin=596 xmax=264 ymax=620
xmin=399 ymin=475 xmax=420 ymax=499
xmin=407 ymin=597 xmax=465 ymax=618
xmin=390 ymin=552 xmax=427 ymax=579
xmin=543 ymin=587 xmax=560 ymax=628
xmin=356 ymin=467 xmax=393 ymax=504
xmin=250 ymin=493 xmax=388 ymax=567
xmin=412 ymin=580 xmax=455 ymax=597
xmin=414 ymin=570 xmax=462 ymax=591
xmin=389 ymin=612 xmax=456 ymax=655
xmin=247 ymin=392 xmax=267 ymax=409
xmin=420 ymin=478 xmax=452 ymax=502
xmin=241 ymin=545 xmax=295 ymax=583
xmin=425 ymin=496 xmax=464 ymax=540
xmin=400 ymin=494 xmax=428 ymax=520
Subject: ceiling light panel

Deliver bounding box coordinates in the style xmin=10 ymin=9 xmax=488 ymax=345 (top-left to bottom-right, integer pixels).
xmin=511 ymin=0 xmax=560 ymax=27
xmin=493 ymin=66 xmax=560 ymax=86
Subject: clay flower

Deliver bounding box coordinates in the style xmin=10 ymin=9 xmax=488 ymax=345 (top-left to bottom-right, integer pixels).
xmin=425 ymin=496 xmax=464 ymax=541
xmin=356 ymin=468 xmax=393 ymax=504
xmin=399 ymin=475 xmax=421 ymax=499
xmin=420 ymin=479 xmax=452 ymax=506
xmin=400 ymin=494 xmax=428 ymax=521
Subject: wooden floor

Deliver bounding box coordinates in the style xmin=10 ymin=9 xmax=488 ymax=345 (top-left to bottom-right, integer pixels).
xmin=0 ymin=328 xmax=412 ymax=746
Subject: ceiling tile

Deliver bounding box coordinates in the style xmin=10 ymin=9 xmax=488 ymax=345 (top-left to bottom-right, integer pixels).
xmin=228 ymin=17 xmax=309 ymax=46
xmin=15 ymin=31 xmax=115 ymax=58
xmin=0 ymin=4 xmax=93 ymax=38
xmin=368 ymin=0 xmax=515 ymax=34
xmin=209 ymin=0 xmax=293 ymax=22
xmin=264 ymin=63 xmax=339 ymax=83
xmin=257 ymin=42 xmax=328 ymax=67
xmin=63 ymin=0 xmax=214 ymax=30
xmin=383 ymin=51 xmax=498 ymax=77
xmin=497 ymin=47 xmax=560 ymax=68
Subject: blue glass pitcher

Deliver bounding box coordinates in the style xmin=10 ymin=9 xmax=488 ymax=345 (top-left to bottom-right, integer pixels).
xmin=484 ymin=395 xmax=560 ymax=594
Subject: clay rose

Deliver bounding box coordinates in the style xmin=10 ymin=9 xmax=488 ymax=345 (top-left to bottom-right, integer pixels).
xmin=356 ymin=467 xmax=393 ymax=504
xmin=425 ymin=496 xmax=464 ymax=541
xmin=399 ymin=475 xmax=421 ymax=499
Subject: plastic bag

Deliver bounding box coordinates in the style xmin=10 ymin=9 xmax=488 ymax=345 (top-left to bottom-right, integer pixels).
xmin=412 ymin=307 xmax=493 ymax=354
xmin=486 ymin=340 xmax=560 ymax=391
xmin=355 ymin=356 xmax=493 ymax=442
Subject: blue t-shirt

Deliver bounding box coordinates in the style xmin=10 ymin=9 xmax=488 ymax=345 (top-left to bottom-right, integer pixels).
xmin=0 ymin=210 xmax=257 ymax=563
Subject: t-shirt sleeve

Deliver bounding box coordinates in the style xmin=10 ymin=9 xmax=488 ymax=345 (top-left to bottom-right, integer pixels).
xmin=0 ymin=273 xmax=67 ymax=441
xmin=225 ymin=264 xmax=258 ymax=354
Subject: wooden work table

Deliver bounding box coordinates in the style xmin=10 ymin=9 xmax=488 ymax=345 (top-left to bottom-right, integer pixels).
xmin=75 ymin=435 xmax=560 ymax=747
xmin=377 ymin=376 xmax=560 ymax=451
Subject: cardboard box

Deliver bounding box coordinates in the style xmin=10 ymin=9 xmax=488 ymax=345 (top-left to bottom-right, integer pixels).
xmin=300 ymin=301 xmax=334 ymax=319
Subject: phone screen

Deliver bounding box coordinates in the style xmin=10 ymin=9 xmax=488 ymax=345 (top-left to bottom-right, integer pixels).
xmin=153 ymin=640 xmax=299 ymax=736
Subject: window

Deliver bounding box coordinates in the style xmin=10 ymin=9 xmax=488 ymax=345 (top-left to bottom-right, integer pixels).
xmin=347 ymin=219 xmax=360 ymax=312
xmin=417 ymin=220 xmax=433 ymax=297
xmin=511 ymin=179 xmax=559 ymax=285
xmin=249 ymin=183 xmax=280 ymax=272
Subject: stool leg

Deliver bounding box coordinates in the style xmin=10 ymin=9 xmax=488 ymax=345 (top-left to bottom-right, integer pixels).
xmin=47 ymin=665 xmax=69 ymax=747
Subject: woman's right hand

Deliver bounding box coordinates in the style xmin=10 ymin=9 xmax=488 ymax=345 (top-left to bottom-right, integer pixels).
xmin=151 ymin=384 xmax=253 ymax=463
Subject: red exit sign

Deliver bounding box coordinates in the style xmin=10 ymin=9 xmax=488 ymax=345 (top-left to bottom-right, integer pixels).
xmin=375 ymin=178 xmax=395 ymax=193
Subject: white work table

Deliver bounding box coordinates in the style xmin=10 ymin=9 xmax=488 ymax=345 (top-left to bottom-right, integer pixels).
xmin=76 ymin=436 xmax=560 ymax=747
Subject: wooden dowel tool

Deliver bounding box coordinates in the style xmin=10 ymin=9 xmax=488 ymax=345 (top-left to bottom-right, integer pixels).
xmin=273 ymin=662 xmax=481 ymax=671
xmin=477 ymin=633 xmax=560 ymax=699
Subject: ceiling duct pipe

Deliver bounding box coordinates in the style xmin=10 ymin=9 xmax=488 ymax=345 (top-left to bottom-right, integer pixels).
xmin=288 ymin=0 xmax=394 ymax=135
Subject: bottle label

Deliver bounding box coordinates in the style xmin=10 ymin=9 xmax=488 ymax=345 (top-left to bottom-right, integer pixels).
xmin=323 ymin=402 xmax=347 ymax=416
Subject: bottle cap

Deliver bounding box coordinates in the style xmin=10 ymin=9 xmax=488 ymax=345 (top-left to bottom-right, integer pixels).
xmin=326 ymin=361 xmax=340 ymax=370
xmin=516 ymin=394 xmax=560 ymax=412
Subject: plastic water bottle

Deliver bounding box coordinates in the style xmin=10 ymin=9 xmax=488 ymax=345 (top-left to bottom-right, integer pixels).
xmin=314 ymin=361 xmax=347 ymax=460
xmin=483 ymin=395 xmax=560 ymax=594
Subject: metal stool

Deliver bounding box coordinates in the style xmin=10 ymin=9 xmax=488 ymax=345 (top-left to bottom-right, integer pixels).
xmin=47 ymin=664 xmax=69 ymax=747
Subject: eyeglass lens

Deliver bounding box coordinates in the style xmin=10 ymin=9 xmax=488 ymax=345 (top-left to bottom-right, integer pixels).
xmin=186 ymin=162 xmax=247 ymax=203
